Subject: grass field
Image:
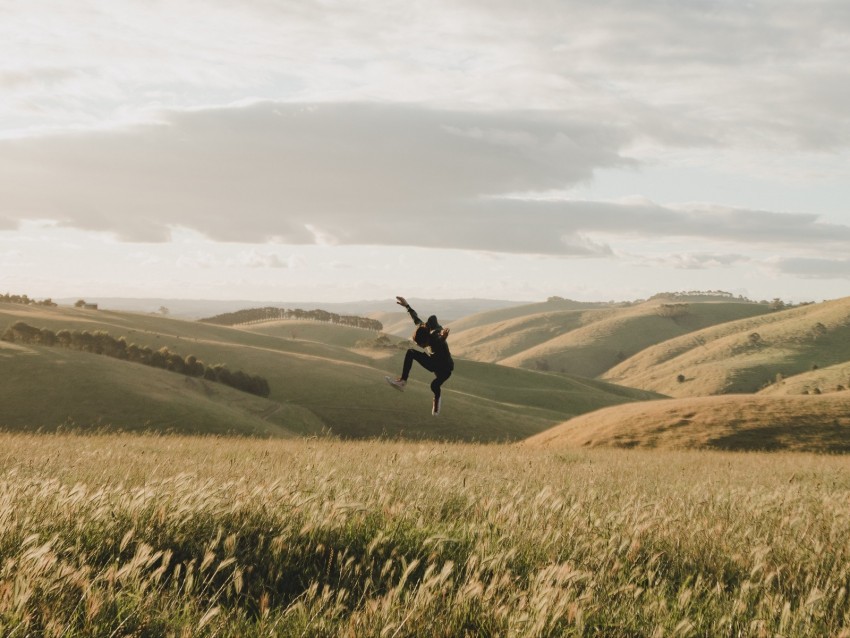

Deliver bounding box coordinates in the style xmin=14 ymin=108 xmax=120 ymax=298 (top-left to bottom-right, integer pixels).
xmin=2 ymin=432 xmax=850 ymax=637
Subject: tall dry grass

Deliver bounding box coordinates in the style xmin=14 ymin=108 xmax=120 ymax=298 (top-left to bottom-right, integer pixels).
xmin=1 ymin=431 xmax=850 ymax=636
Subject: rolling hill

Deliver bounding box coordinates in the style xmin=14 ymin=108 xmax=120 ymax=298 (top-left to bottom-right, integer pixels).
xmin=12 ymin=293 xmax=850 ymax=451
xmin=758 ymin=361 xmax=850 ymax=397
xmin=602 ymin=296 xmax=850 ymax=397
xmin=0 ymin=301 xmax=662 ymax=441
xmin=450 ymin=298 xmax=771 ymax=377
xmin=446 ymin=297 xmax=609 ymax=333
xmin=0 ymin=338 xmax=321 ymax=436
xmin=522 ymin=393 xmax=850 ymax=453
xmin=511 ymin=296 xmax=850 ymax=453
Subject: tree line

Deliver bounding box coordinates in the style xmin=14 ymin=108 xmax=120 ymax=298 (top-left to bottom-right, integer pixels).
xmin=200 ymin=306 xmax=383 ymax=331
xmin=1 ymin=322 xmax=271 ymax=397
xmin=650 ymin=290 xmax=740 ymax=301
xmin=1 ymin=293 xmax=57 ymax=307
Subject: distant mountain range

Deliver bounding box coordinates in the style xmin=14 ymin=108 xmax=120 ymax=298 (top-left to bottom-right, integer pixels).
xmin=54 ymin=297 xmax=526 ymax=320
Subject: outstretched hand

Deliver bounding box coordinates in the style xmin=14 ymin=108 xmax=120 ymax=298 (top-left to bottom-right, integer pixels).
xmin=395 ymin=296 xmax=408 ymax=308
xmin=439 ymin=327 xmax=450 ymax=339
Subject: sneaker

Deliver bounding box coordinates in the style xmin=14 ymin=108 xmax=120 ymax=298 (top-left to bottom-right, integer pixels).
xmin=432 ymin=396 xmax=441 ymax=416
xmin=385 ymin=376 xmax=406 ymax=391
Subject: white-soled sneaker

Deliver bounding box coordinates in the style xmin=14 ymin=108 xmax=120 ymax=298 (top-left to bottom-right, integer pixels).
xmin=432 ymin=396 xmax=441 ymax=416
xmin=385 ymin=376 xmax=406 ymax=391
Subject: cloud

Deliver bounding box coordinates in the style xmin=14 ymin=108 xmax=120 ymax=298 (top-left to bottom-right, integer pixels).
xmin=228 ymin=251 xmax=289 ymax=269
xmin=176 ymin=252 xmax=216 ymax=269
xmin=773 ymin=257 xmax=850 ymax=279
xmin=644 ymin=252 xmax=752 ymax=270
xmin=1 ymin=100 xmax=849 ymax=258
xmin=4 ymin=1 xmax=850 ymax=154
xmin=0 ymin=101 xmax=631 ymax=247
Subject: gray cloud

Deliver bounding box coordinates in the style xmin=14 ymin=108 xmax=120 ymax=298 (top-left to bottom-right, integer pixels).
xmin=0 ymin=102 xmax=631 ymax=245
xmin=465 ymin=0 xmax=850 ymax=151
xmin=4 ymin=1 xmax=850 ymax=153
xmin=774 ymin=257 xmax=850 ymax=279
xmin=1 ymin=101 xmax=848 ymax=255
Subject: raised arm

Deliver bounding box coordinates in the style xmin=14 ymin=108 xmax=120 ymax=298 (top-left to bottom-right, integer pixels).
xmin=396 ymin=296 xmax=423 ymax=325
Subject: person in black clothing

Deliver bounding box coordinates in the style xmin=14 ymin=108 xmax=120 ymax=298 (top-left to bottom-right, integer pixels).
xmin=385 ymin=296 xmax=454 ymax=416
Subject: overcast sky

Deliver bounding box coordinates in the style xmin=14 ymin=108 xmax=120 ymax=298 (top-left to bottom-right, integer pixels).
xmin=2 ymin=0 xmax=850 ymax=304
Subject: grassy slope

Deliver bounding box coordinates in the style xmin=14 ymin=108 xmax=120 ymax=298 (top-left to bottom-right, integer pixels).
xmin=452 ymin=300 xmax=770 ymax=378
xmin=447 ymin=297 xmax=607 ymax=333
xmin=523 ymin=393 xmax=850 ymax=452
xmin=449 ymin=310 xmax=586 ymax=363
xmin=603 ymin=296 xmax=850 ymax=397
xmin=1 ymin=302 xmax=660 ymax=441
xmin=757 ymin=360 xmax=850 ymax=397
xmin=0 ymin=340 xmax=321 ymax=436
xmin=371 ymin=311 xmax=415 ymax=337
xmin=241 ymin=319 xmax=389 ymax=349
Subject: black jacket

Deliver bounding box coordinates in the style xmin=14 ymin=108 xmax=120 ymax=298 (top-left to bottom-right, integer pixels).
xmin=406 ymin=305 xmax=454 ymax=371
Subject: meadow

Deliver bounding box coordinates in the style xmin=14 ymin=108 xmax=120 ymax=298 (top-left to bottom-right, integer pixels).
xmin=2 ymin=431 xmax=850 ymax=637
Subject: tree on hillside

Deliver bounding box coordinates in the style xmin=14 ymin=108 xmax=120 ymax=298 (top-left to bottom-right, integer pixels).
xmin=39 ymin=328 xmax=56 ymax=346
xmin=2 ymin=321 xmax=41 ymax=343
xmin=185 ymin=355 xmax=205 ymax=377
xmin=657 ymin=303 xmax=689 ymax=320
xmin=769 ymin=298 xmax=786 ymax=311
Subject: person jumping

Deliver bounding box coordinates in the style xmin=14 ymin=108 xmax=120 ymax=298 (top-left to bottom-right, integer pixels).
xmin=385 ymin=296 xmax=454 ymax=416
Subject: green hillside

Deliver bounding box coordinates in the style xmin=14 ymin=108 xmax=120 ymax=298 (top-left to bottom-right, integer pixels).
xmin=0 ymin=339 xmax=320 ymax=436
xmin=1 ymin=301 xmax=661 ymax=441
xmin=603 ymin=296 xmax=850 ymax=397
xmin=241 ymin=319 xmax=396 ymax=350
xmin=452 ymin=299 xmax=770 ymax=378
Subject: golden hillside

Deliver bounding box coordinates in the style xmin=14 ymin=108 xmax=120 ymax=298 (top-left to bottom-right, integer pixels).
xmin=523 ymin=393 xmax=850 ymax=452
xmin=603 ymin=296 xmax=850 ymax=397
xmin=452 ymin=299 xmax=770 ymax=377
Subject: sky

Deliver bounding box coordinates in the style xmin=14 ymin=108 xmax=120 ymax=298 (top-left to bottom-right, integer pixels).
xmin=2 ymin=0 xmax=850 ymax=305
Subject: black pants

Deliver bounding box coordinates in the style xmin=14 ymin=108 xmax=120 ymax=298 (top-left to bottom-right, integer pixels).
xmin=401 ymin=349 xmax=452 ymax=399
